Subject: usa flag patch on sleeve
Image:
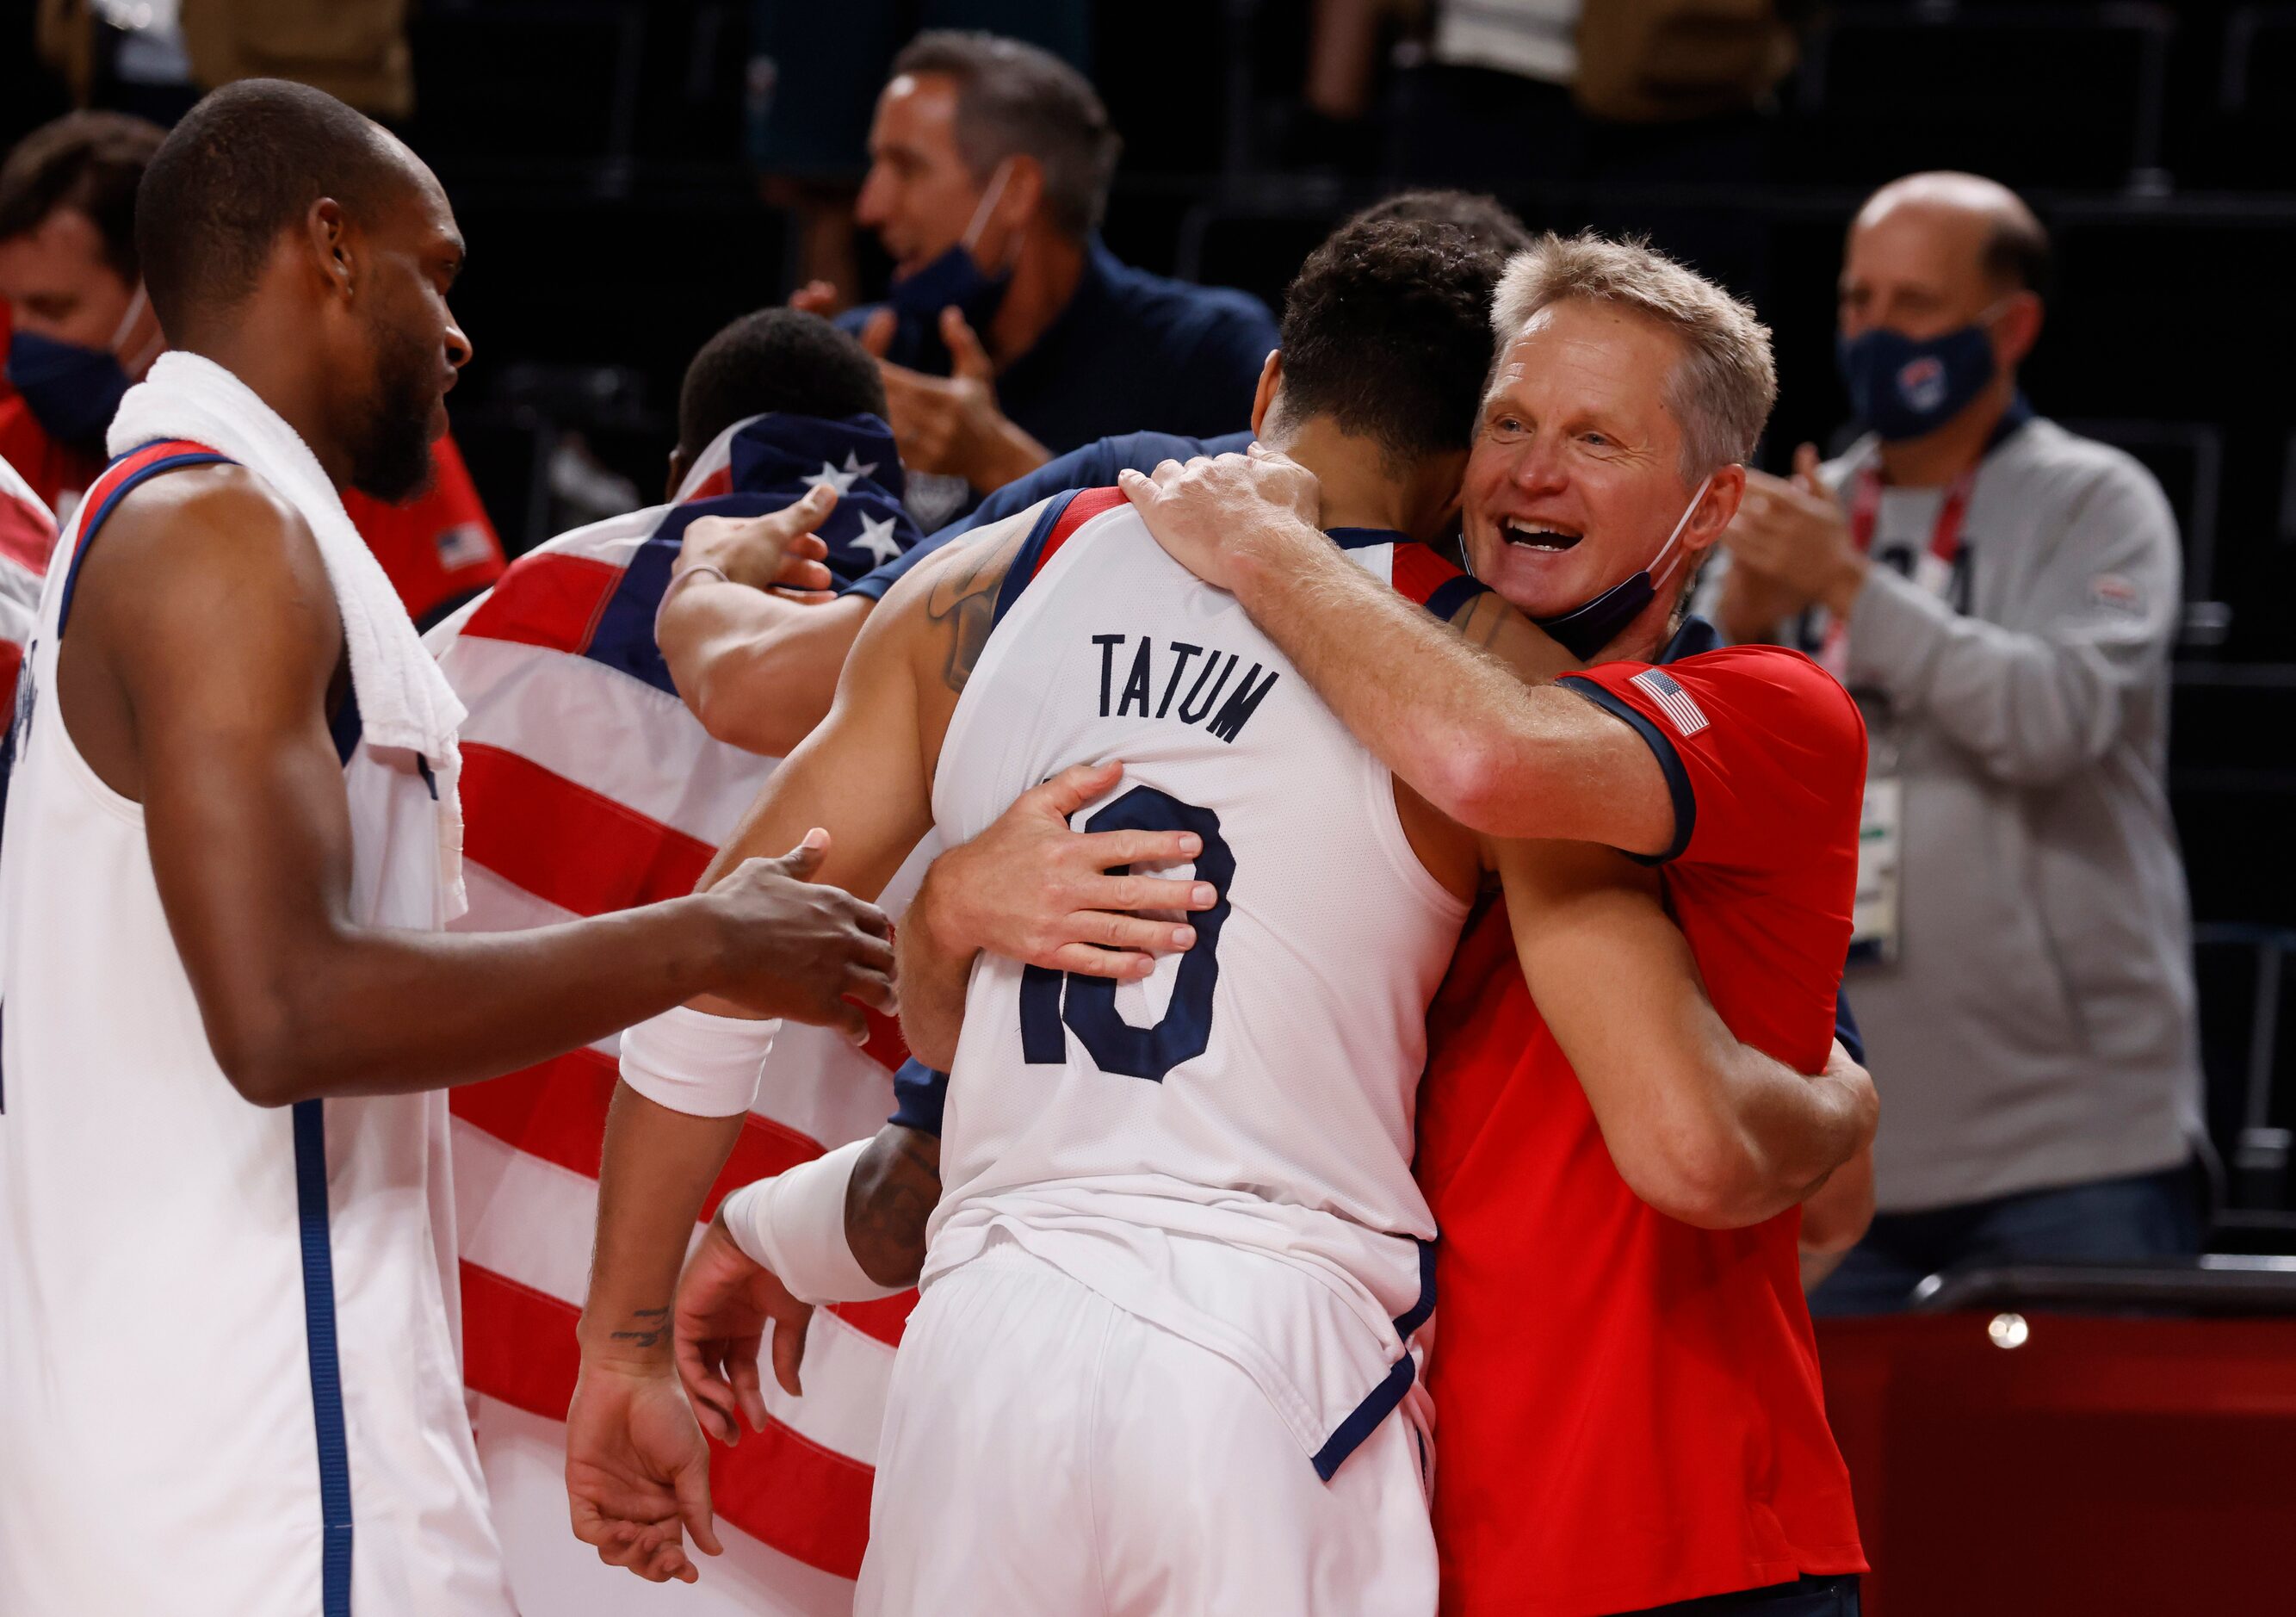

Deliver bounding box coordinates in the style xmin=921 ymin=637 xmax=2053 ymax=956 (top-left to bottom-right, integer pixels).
xmin=1630 ymin=668 xmax=1710 ymax=736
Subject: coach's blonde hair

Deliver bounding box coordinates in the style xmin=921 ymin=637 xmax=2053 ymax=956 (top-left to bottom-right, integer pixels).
xmin=1488 ymin=233 xmax=1777 ymax=483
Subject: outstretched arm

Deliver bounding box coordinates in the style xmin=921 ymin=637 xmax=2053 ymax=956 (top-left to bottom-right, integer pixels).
xmin=80 ymin=469 xmax=891 ymax=1110
xmin=1494 ymin=838 xmax=1877 ymax=1229
xmin=572 ymin=554 xmax=947 ymax=1583
xmin=1120 ymin=451 xmax=1680 ymax=853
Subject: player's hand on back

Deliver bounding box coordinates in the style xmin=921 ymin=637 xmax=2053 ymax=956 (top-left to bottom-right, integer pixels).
xmin=702 ymin=829 xmax=897 ymax=1038
xmin=1119 ymin=442 xmax=1322 ymax=596
xmin=913 ymin=760 xmax=1219 ymax=981
xmin=566 ymin=1357 xmax=723 ymax=1584
xmin=676 ymin=1205 xmax=814 ymax=1442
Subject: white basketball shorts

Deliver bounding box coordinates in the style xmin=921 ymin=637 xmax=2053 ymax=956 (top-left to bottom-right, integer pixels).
xmin=855 ymin=1240 xmax=1437 ymax=1617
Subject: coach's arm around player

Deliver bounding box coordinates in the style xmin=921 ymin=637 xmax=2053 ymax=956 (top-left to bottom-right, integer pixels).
xmin=1117 ymin=451 xmax=1872 ymax=1228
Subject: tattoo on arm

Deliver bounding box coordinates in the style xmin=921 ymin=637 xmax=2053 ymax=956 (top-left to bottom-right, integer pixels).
xmin=846 ymin=1126 xmax=943 ymax=1289
xmin=1451 ymin=590 xmax=1511 ymax=650
xmin=922 ymin=523 xmax=1026 ymax=696
xmin=608 ymin=1306 xmax=671 ymax=1348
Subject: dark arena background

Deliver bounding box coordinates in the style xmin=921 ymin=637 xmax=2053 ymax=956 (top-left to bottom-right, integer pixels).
xmin=3 ymin=3 xmax=2293 ymax=1614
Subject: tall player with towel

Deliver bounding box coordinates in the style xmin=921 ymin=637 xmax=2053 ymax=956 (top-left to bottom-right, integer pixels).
xmin=0 ymin=82 xmax=894 ymax=1616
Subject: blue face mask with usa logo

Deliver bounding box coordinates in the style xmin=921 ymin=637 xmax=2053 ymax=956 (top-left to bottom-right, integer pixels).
xmin=1835 ymin=302 xmax=2008 ymax=443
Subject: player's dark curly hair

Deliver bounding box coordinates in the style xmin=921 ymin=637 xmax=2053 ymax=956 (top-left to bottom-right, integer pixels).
xmin=1345 ymin=189 xmax=1533 ymax=257
xmin=1274 ymin=216 xmax=1507 ymax=471
xmin=678 ymin=308 xmax=889 ymax=463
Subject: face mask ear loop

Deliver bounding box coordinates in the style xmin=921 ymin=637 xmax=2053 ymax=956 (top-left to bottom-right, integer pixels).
xmin=113 ymin=282 xmax=163 ymax=375
xmin=1647 ymin=470 xmax=1716 ymax=590
xmin=960 ymin=159 xmax=1017 ymax=259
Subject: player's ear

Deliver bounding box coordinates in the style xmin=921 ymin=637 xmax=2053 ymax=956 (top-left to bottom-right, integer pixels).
xmin=665 ymin=446 xmax=689 ymax=502
xmin=1249 ymin=350 xmax=1282 ymax=438
xmin=305 ymin=198 xmax=356 ymax=301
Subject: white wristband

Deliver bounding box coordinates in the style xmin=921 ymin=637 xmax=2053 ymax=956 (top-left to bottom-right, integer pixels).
xmin=618 ymin=1005 xmax=780 ymax=1118
xmin=718 ymin=1137 xmax=904 ymax=1306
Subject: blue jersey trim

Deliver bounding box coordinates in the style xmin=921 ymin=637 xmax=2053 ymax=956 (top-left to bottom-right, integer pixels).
xmin=292 ymin=1099 xmax=356 ymax=1615
xmin=1309 ymin=1236 xmax=1436 ymax=1481
xmin=1313 ymin=1354 xmax=1416 ymax=1483
xmin=1424 ymin=573 xmax=1488 ymax=623
xmin=1324 ymin=526 xmax=1406 ymax=553
xmin=989 ymin=489 xmax=1080 ymax=630
xmin=1393 ymin=1239 xmax=1438 ymax=1339
xmin=55 ymin=449 xmax=233 ymax=636
xmin=1556 ymin=676 xmax=1697 ymax=865
xmin=328 ymin=682 xmax=364 ymax=769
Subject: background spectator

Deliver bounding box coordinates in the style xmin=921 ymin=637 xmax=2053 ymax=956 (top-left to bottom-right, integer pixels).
xmin=820 ymin=31 xmax=1278 ymax=526
xmin=0 ymin=108 xmax=504 ymax=624
xmin=1714 ymin=171 xmax=2206 ymax=1311
xmin=747 ymin=1 xmax=1088 ymax=303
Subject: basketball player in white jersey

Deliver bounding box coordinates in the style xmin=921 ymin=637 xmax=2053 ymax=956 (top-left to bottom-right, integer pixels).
xmin=570 ymin=218 xmax=1872 ymax=1611
xmin=0 ymin=82 xmax=892 ymax=1617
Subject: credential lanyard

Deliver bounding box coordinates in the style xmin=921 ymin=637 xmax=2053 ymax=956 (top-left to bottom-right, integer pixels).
xmin=1818 ymin=459 xmax=1977 ymax=678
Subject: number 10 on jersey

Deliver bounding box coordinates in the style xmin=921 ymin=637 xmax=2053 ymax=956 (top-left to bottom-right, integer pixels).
xmin=1017 ymin=785 xmax=1235 ymax=1082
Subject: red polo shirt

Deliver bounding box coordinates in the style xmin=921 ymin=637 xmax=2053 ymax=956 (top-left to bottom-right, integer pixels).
xmin=1418 ymin=646 xmax=1868 ymax=1616
xmin=0 ymin=398 xmax=503 ymax=624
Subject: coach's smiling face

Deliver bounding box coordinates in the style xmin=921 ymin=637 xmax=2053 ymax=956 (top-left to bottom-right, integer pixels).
xmin=1462 ymin=299 xmax=1735 ymax=625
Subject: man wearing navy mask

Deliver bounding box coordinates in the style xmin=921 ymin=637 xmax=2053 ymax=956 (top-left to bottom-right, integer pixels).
xmin=1715 ymin=170 xmax=2206 ymax=1310
xmin=795 ymin=32 xmax=1278 ymax=529
xmin=0 ymin=115 xmax=168 ymax=505
xmin=0 ymin=110 xmax=507 ymax=626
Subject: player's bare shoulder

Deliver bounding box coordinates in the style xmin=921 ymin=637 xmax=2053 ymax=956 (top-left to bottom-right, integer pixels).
xmin=81 ymin=462 xmax=341 ymax=654
xmin=54 ymin=462 xmax=345 ymax=800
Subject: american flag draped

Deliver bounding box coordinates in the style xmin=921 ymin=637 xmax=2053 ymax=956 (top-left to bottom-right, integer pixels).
xmin=430 ymin=411 xmax=928 ymax=1610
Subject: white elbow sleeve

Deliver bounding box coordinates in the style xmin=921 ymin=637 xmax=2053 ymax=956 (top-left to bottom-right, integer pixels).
xmin=717 ymin=1137 xmax=905 ymax=1305
xmin=618 ymin=1005 xmax=780 ymax=1118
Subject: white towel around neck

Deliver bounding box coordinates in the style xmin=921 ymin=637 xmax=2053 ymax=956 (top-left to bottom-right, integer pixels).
xmin=107 ymin=350 xmax=468 ymax=910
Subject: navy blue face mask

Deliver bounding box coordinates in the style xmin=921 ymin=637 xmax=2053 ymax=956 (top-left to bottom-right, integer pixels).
xmin=1526 ymin=472 xmax=1714 ymax=660
xmin=882 ymin=160 xmax=1016 ymax=373
xmin=1835 ymin=304 xmax=2006 ymax=443
xmin=4 ymin=282 xmax=152 ymax=451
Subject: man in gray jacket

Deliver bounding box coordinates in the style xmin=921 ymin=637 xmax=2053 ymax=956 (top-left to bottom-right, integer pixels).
xmin=1714 ymin=170 xmax=2205 ymax=1310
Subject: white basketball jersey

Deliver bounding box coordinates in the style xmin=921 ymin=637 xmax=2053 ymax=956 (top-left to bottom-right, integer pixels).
xmin=0 ymin=445 xmax=512 ymax=1615
xmin=925 ymin=489 xmax=1476 ymax=1475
